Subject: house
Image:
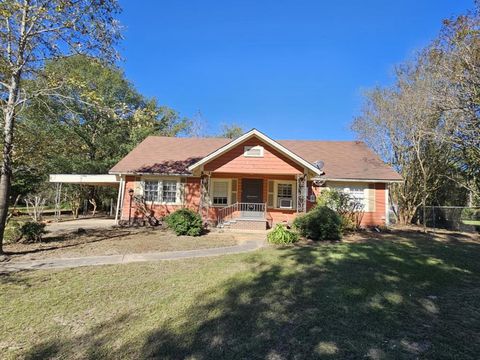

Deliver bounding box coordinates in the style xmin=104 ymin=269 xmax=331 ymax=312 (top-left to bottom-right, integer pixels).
xmin=109 ymin=129 xmax=402 ymax=230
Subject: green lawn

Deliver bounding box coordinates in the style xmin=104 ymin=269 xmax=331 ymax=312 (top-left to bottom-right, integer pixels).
xmin=1 ymin=230 xmax=479 ymax=359
xmin=462 ymin=219 xmax=480 ymax=226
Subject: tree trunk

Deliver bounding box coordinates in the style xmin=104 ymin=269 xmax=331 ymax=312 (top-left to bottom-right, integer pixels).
xmin=0 ymin=75 xmax=20 ymax=253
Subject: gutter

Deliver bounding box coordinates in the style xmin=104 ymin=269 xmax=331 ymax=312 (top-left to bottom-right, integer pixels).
xmin=325 ymin=178 xmax=403 ymax=183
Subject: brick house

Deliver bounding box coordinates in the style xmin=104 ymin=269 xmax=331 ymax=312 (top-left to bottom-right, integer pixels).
xmin=110 ymin=129 xmax=402 ymax=230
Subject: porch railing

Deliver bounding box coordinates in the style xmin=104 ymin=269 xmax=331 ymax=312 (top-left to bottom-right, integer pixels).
xmin=217 ymin=202 xmax=267 ymax=225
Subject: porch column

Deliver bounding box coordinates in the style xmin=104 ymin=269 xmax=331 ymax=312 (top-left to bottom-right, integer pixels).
xmin=199 ymin=172 xmax=211 ymax=221
xmin=296 ymin=174 xmax=307 ymax=213
xmin=54 ymin=182 xmax=62 ymax=221
xmin=115 ymin=176 xmax=125 ymax=224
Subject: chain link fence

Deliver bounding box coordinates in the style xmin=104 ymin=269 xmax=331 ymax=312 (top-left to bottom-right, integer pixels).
xmin=414 ymin=206 xmax=480 ymax=232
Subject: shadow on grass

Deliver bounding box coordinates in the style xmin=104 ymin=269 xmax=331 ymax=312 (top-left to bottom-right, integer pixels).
xmin=3 ymin=227 xmax=158 ymax=256
xmin=24 ymin=230 xmax=480 ymax=359
xmin=24 ymin=314 xmax=139 ymax=360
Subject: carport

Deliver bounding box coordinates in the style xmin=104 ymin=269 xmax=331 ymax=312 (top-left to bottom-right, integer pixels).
xmin=49 ymin=174 xmax=123 ymax=223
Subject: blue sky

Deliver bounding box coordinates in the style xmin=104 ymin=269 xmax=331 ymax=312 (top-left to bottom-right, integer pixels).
xmin=118 ymin=0 xmax=473 ymax=140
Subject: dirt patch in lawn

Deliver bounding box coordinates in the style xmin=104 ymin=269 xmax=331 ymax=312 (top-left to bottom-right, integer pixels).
xmin=342 ymin=224 xmax=479 ymax=244
xmin=3 ymin=227 xmax=239 ymax=262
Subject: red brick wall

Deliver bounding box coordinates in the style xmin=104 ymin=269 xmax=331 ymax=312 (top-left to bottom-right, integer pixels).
xmin=121 ymin=177 xmax=201 ymax=221
xmin=308 ymin=182 xmax=387 ymax=227
xmin=121 ymin=175 xmax=388 ymax=227
xmin=204 ymin=138 xmax=304 ymax=175
xmin=360 ymin=183 xmax=387 ymax=226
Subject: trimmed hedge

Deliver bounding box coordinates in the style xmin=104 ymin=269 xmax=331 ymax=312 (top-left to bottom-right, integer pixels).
xmin=293 ymin=206 xmax=342 ymax=241
xmin=166 ymin=209 xmax=204 ymax=236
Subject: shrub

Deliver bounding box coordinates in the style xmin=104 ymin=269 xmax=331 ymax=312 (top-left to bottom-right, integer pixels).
xmin=316 ymin=188 xmax=365 ymax=230
xmin=267 ymin=224 xmax=299 ymax=245
xmin=4 ymin=221 xmax=23 ymax=244
xmin=461 ymin=208 xmax=480 ymax=221
xmin=166 ymin=208 xmax=204 ymax=236
xmin=293 ymin=206 xmax=342 ymax=241
xmin=19 ymin=221 xmax=47 ymax=243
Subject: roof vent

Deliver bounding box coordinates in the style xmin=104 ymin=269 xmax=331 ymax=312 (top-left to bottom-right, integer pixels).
xmin=244 ymin=145 xmax=264 ymax=157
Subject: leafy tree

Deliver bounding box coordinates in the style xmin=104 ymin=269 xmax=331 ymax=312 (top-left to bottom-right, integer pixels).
xmin=14 ymin=56 xmax=191 ymax=217
xmin=427 ymin=8 xmax=480 ymax=203
xmin=352 ymin=4 xmax=480 ymax=224
xmin=352 ymin=61 xmax=452 ymax=225
xmin=0 ymin=0 xmax=121 ymax=252
xmin=26 ymin=55 xmax=190 ymax=174
xmin=219 ymin=123 xmax=244 ymax=139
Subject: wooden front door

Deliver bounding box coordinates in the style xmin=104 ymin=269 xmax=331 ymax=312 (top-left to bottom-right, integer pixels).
xmin=241 ymin=179 xmax=263 ymax=203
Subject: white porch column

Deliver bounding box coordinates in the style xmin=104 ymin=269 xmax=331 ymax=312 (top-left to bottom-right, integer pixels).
xmin=115 ymin=176 xmax=125 ymax=224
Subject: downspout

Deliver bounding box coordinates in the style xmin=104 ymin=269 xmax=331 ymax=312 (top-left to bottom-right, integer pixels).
xmin=385 ymin=184 xmax=390 ymax=226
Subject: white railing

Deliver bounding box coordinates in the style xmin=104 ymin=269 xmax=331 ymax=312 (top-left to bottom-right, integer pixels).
xmin=217 ymin=202 xmax=266 ymax=225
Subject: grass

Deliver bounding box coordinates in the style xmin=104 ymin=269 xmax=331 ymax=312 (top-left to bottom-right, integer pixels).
xmin=4 ymin=228 xmax=238 ymax=261
xmin=462 ymin=219 xmax=480 ymax=226
xmin=1 ymin=229 xmax=480 ymax=359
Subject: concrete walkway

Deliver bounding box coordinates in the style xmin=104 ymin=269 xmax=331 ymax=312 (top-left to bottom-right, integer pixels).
xmin=0 ymin=240 xmax=265 ymax=273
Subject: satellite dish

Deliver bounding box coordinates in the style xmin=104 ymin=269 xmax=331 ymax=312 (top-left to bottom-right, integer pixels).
xmin=313 ymin=160 xmax=324 ymax=170
xmin=312 ymin=176 xmax=326 ymax=187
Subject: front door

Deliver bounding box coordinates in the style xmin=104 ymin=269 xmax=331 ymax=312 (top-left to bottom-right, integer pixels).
xmin=241 ymin=179 xmax=263 ymax=203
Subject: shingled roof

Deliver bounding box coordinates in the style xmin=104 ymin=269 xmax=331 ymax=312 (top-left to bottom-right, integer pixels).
xmin=110 ymin=135 xmax=402 ymax=181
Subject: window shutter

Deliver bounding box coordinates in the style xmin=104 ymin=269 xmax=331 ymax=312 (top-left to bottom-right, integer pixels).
xmin=267 ymin=180 xmax=274 ymax=208
xmin=366 ymin=186 xmax=375 ymax=212
xmin=231 ymin=179 xmax=238 ymax=204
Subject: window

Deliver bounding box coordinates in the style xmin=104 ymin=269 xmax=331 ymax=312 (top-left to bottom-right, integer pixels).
xmin=277 ymin=183 xmax=293 ymax=209
xmin=144 ymin=181 xmax=159 ymax=202
xmin=162 ymin=180 xmax=177 ymax=203
xmin=143 ymin=179 xmax=179 ymax=203
xmin=342 ymin=187 xmax=366 ymax=209
xmin=212 ymin=180 xmax=229 ymax=205
xmin=244 ymin=145 xmax=264 ymax=157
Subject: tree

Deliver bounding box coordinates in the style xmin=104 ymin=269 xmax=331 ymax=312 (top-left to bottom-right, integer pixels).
xmin=0 ymin=0 xmax=121 ymax=253
xmin=218 ymin=123 xmax=244 ymax=139
xmin=15 ymin=56 xmax=191 ymax=219
xmin=352 ymin=60 xmax=452 ymax=225
xmin=427 ymin=9 xmax=480 ymax=203
xmin=352 ymin=3 xmax=480 ymax=225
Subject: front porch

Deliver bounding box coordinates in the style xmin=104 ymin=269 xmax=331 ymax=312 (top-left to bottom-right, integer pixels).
xmin=202 ymin=174 xmax=310 ymax=230
xmin=217 ymin=202 xmax=268 ymax=230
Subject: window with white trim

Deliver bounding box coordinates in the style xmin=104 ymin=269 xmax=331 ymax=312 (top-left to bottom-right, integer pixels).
xmin=342 ymin=187 xmax=366 ymax=209
xmin=212 ymin=180 xmax=229 ymax=205
xmin=143 ymin=179 xmax=179 ymax=203
xmin=162 ymin=180 xmax=177 ymax=203
xmin=277 ymin=183 xmax=293 ymax=209
xmin=144 ymin=181 xmax=159 ymax=202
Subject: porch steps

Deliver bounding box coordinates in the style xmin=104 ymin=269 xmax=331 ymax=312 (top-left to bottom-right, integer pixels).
xmin=217 ymin=217 xmax=268 ymax=231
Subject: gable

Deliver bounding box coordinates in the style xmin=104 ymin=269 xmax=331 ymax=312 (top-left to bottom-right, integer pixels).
xmin=188 ymin=129 xmax=322 ymax=176
xmin=203 ymin=137 xmax=305 ymax=175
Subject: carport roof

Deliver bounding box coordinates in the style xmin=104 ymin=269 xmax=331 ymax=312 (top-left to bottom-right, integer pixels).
xmin=49 ymin=174 xmax=119 ymax=186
